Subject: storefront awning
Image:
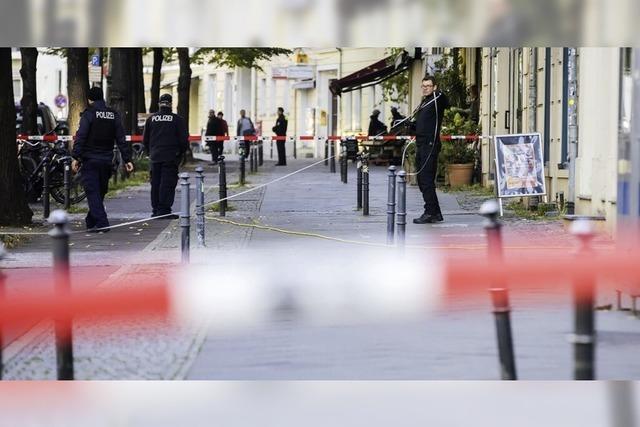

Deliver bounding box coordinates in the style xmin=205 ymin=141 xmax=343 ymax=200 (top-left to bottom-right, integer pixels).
xmin=329 ymin=51 xmax=413 ymax=96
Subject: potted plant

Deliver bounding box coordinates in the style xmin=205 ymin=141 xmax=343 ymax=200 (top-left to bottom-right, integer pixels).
xmin=440 ymin=110 xmax=479 ymax=187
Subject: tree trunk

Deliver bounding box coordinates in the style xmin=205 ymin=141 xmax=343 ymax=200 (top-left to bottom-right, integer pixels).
xmin=108 ymin=48 xmax=131 ymax=133
xmin=177 ymin=48 xmax=193 ymax=162
xmin=136 ymin=48 xmax=146 ymax=115
xmin=0 ymin=48 xmax=33 ymax=225
xmin=149 ymin=48 xmax=163 ymax=113
xmin=67 ymin=48 xmax=89 ymax=137
xmin=177 ymin=48 xmax=191 ymax=126
xmin=19 ymin=48 xmax=38 ymax=135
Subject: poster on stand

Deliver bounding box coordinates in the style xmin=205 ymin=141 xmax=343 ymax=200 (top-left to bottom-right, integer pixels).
xmin=494 ymin=132 xmax=546 ymax=198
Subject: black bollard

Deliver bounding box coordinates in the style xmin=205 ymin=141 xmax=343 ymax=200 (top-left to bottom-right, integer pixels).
xmin=218 ymin=155 xmax=227 ymax=217
xmin=0 ymin=243 xmax=5 ymax=380
xmin=293 ymin=136 xmax=297 ymax=159
xmin=270 ymin=140 xmax=274 ymax=160
xmin=386 ymin=166 xmax=397 ymax=245
xmin=42 ymin=157 xmax=50 ymax=220
xmin=362 ymin=151 xmax=370 ymax=216
xmin=195 ymin=167 xmax=205 ymax=248
xmin=396 ymin=171 xmax=407 ymax=250
xmin=180 ymin=173 xmax=191 ymax=264
xmin=571 ymin=220 xmax=596 ymax=380
xmin=49 ymin=210 xmax=74 ymax=380
xmin=64 ymin=157 xmax=71 ymax=210
xmin=330 ymin=140 xmax=336 ymax=173
xmin=356 ymin=155 xmax=363 ymax=210
xmin=239 ymin=143 xmax=246 ymax=186
xmin=480 ymin=200 xmax=517 ymax=380
xmin=258 ymin=140 xmax=263 ymax=166
xmin=324 ymin=139 xmax=328 ymax=166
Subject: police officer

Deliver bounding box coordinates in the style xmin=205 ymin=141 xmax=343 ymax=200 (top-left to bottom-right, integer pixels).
xmin=412 ymin=75 xmax=449 ymax=224
xmin=71 ymin=86 xmax=133 ymax=232
xmin=272 ymin=107 xmax=288 ymax=166
xmin=142 ymin=93 xmax=188 ymax=219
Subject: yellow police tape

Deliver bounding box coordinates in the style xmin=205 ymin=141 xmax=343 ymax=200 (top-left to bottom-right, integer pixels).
xmin=204 ymin=215 xmax=492 ymax=250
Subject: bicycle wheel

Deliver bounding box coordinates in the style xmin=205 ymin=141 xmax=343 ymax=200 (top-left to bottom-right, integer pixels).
xmin=49 ymin=161 xmax=86 ymax=204
xmin=18 ymin=154 xmax=41 ymax=202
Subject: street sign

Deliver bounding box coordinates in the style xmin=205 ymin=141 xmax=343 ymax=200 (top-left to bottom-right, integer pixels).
xmin=89 ymin=65 xmax=102 ymax=83
xmin=91 ymin=54 xmax=100 ymax=67
xmin=54 ymin=94 xmax=67 ymax=109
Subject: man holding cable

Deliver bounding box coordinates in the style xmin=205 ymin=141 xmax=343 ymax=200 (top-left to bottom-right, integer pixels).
xmin=412 ymin=75 xmax=449 ymax=224
xmin=72 ymin=86 xmax=133 ymax=232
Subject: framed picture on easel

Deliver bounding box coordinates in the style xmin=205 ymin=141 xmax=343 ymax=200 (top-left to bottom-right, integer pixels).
xmin=494 ymin=132 xmax=546 ymax=215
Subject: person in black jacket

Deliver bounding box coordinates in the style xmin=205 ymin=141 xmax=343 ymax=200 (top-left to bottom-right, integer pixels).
xmin=205 ymin=109 xmax=222 ymax=164
xmin=142 ymin=93 xmax=189 ymax=219
xmin=367 ymin=109 xmax=387 ymax=136
xmin=71 ymin=86 xmax=133 ymax=232
xmin=272 ymin=107 xmax=288 ymax=166
xmin=412 ymin=75 xmax=450 ymax=224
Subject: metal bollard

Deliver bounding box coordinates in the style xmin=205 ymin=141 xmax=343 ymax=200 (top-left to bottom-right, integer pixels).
xmin=293 ymin=137 xmax=297 ymax=159
xmin=571 ymin=220 xmax=596 ymax=380
xmin=270 ymin=140 xmax=274 ymax=160
xmin=42 ymin=158 xmax=50 ymax=220
xmin=324 ymin=139 xmax=328 ymax=166
xmin=330 ymin=141 xmax=336 ymax=173
xmin=180 ymin=173 xmax=191 ymax=264
xmin=386 ymin=166 xmax=397 ymax=245
xmin=258 ymin=140 xmax=263 ymax=166
xmin=396 ymin=170 xmax=407 ymax=250
xmin=356 ymin=155 xmax=363 ymax=210
xmin=218 ymin=155 xmax=228 ymax=217
xmin=0 ymin=243 xmax=6 ymax=380
xmin=341 ymin=142 xmax=348 ymax=184
xmin=195 ymin=167 xmax=205 ymax=248
xmin=64 ymin=157 xmax=71 ymax=210
xmin=480 ymin=200 xmax=517 ymax=380
xmin=49 ymin=210 xmax=74 ymax=380
xmin=239 ymin=145 xmax=246 ymax=186
xmin=362 ymin=151 xmax=370 ymax=216
xmin=251 ymin=142 xmax=257 ymax=173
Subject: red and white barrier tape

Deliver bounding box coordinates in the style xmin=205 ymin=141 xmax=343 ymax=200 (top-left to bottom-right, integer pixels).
xmin=18 ymin=134 xmax=489 ymax=143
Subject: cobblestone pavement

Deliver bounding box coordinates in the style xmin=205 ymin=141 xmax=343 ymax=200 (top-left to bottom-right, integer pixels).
xmin=1 ymin=158 xmax=264 ymax=379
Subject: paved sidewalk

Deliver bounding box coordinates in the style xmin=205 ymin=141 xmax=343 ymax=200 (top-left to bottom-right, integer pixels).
xmin=2 ymin=154 xmax=636 ymax=380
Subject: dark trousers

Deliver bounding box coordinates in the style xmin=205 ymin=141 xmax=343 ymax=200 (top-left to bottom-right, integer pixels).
xmin=81 ymin=159 xmax=112 ymax=229
xmin=208 ymin=142 xmax=224 ymax=162
xmin=151 ymin=160 xmax=179 ymax=215
xmin=415 ymin=139 xmax=441 ymax=216
xmin=276 ymin=139 xmax=286 ymax=165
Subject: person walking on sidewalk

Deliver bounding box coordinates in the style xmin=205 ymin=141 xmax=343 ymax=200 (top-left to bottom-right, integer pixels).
xmin=272 ymin=107 xmax=288 ymax=166
xmin=412 ymin=75 xmax=449 ymax=224
xmin=205 ymin=109 xmax=222 ymax=164
xmin=143 ymin=93 xmax=189 ymax=219
xmin=71 ymin=86 xmax=133 ymax=232
xmin=236 ymin=109 xmax=255 ymax=157
xmin=217 ymin=111 xmax=229 ymax=137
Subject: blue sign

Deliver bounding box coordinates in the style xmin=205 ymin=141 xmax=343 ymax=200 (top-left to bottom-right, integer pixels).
xmin=54 ymin=94 xmax=67 ymax=109
xmin=91 ymin=54 xmax=100 ymax=66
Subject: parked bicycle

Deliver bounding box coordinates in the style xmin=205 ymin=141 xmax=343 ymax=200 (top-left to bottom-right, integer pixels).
xmin=17 ymin=137 xmax=86 ymax=205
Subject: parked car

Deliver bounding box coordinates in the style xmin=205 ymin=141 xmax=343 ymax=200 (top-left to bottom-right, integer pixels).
xmin=15 ymin=102 xmax=58 ymax=135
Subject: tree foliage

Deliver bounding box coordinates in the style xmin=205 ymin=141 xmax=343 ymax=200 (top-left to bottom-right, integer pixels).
xmin=381 ymin=47 xmax=409 ymax=105
xmin=190 ymin=48 xmax=292 ymax=70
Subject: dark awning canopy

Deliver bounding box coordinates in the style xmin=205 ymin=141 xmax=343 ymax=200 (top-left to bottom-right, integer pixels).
xmin=329 ymin=51 xmax=413 ymax=96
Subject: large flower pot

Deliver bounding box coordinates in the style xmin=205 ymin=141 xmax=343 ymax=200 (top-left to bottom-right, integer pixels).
xmin=446 ymin=163 xmax=474 ymax=187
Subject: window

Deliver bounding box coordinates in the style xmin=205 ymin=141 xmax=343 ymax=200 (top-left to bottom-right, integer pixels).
xmin=352 ymin=89 xmax=362 ymax=131
xmin=343 ymin=92 xmax=352 ymax=132
xmin=13 ymin=79 xmax=22 ymax=99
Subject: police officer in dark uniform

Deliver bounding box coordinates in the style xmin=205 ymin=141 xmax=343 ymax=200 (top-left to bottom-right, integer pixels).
xmin=412 ymin=75 xmax=449 ymax=224
xmin=142 ymin=94 xmax=188 ymax=219
xmin=272 ymin=107 xmax=288 ymax=166
xmin=71 ymin=86 xmax=133 ymax=232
